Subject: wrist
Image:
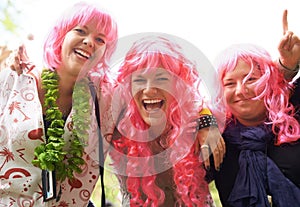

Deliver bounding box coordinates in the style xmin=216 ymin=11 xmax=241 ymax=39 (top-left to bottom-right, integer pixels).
xmin=197 ymin=115 xmax=218 ymax=130
xmin=278 ymin=58 xmax=299 ymax=73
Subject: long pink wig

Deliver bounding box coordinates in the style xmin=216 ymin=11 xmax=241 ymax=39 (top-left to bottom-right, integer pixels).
xmin=213 ymin=43 xmax=299 ymax=145
xmin=109 ymin=35 xmax=211 ymax=206
xmin=43 ymin=1 xmax=118 ymax=71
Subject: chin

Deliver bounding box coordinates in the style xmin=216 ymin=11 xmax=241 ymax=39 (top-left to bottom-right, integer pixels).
xmin=148 ymin=118 xmax=167 ymax=128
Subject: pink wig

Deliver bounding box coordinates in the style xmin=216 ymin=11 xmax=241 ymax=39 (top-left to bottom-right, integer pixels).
xmin=213 ymin=43 xmax=299 ymax=145
xmin=43 ymin=1 xmax=118 ymax=71
xmin=109 ymin=35 xmax=210 ymax=206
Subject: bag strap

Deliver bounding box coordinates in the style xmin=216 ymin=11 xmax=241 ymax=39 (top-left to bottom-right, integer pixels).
xmin=88 ymin=80 xmax=106 ymax=206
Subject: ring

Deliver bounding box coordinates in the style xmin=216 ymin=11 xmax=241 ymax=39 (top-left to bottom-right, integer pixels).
xmin=200 ymin=144 xmax=209 ymax=149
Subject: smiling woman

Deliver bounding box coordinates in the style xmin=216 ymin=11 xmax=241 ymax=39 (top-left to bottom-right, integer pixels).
xmin=211 ymin=43 xmax=300 ymax=207
xmin=0 ymin=1 xmax=118 ymax=206
xmin=104 ymin=34 xmax=216 ymax=206
xmin=222 ymin=60 xmax=267 ymax=127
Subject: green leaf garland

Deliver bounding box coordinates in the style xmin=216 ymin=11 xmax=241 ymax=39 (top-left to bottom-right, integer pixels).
xmin=32 ymin=69 xmax=91 ymax=182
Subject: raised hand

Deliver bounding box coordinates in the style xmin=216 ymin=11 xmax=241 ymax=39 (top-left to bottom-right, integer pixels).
xmin=278 ymin=9 xmax=300 ymax=75
xmin=7 ymin=45 xmax=33 ymax=75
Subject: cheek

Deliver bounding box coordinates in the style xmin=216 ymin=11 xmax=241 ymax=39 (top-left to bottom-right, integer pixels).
xmin=223 ymin=88 xmax=233 ymax=104
xmin=159 ymin=82 xmax=174 ymax=94
xmin=254 ymin=85 xmax=265 ymax=96
xmin=61 ymin=33 xmax=72 ymax=49
xmin=133 ymin=94 xmax=144 ymax=116
xmin=60 ymin=37 xmax=71 ymax=59
xmin=164 ymin=93 xmax=172 ymax=105
xmin=256 ymin=100 xmax=266 ymax=111
xmin=133 ymin=96 xmax=140 ymax=109
xmin=164 ymin=92 xmax=176 ymax=112
xmin=132 ymin=91 xmax=142 ymax=105
xmin=60 ymin=47 xmax=68 ymax=64
xmin=131 ymin=85 xmax=143 ymax=97
xmin=95 ymin=46 xmax=106 ymax=60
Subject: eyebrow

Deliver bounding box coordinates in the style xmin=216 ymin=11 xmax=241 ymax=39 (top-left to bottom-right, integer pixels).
xmin=156 ymin=72 xmax=166 ymax=77
xmin=133 ymin=70 xmax=170 ymax=78
xmin=133 ymin=74 xmax=144 ymax=79
xmin=80 ymin=25 xmax=106 ymax=37
xmin=223 ymin=78 xmax=233 ymax=82
xmin=156 ymin=70 xmax=172 ymax=77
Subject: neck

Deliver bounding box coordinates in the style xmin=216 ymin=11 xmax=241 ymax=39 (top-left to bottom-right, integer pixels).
xmin=236 ymin=117 xmax=265 ymax=127
xmin=56 ymin=69 xmax=77 ymax=95
xmin=149 ymin=124 xmax=172 ymax=140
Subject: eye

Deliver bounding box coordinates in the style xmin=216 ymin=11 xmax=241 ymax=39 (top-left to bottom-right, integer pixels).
xmin=246 ymin=77 xmax=258 ymax=84
xmin=132 ymin=78 xmax=146 ymax=84
xmin=95 ymin=37 xmax=106 ymax=44
xmin=223 ymin=81 xmax=235 ymax=87
xmin=249 ymin=77 xmax=257 ymax=81
xmin=156 ymin=77 xmax=169 ymax=81
xmin=74 ymin=28 xmax=86 ymax=35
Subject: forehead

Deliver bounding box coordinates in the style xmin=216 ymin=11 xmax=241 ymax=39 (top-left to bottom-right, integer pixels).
xmin=132 ymin=68 xmax=171 ymax=77
xmin=223 ymin=60 xmax=260 ymax=80
xmin=78 ymin=18 xmax=105 ymax=33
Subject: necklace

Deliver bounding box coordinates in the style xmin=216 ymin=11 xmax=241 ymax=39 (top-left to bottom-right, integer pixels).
xmin=32 ymin=69 xmax=91 ymax=182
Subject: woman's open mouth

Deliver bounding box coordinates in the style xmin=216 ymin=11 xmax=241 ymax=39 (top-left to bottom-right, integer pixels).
xmin=74 ymin=48 xmax=91 ymax=60
xmin=142 ymin=99 xmax=164 ymax=112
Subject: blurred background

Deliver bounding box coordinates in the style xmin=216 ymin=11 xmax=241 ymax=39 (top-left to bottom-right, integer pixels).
xmin=1 ymin=0 xmax=300 ymax=66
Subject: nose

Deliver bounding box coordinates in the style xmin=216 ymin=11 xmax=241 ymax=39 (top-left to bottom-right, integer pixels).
xmin=235 ymin=82 xmax=243 ymax=95
xmin=143 ymin=80 xmax=158 ymax=94
xmin=83 ymin=35 xmax=94 ymax=48
xmin=235 ymin=81 xmax=249 ymax=95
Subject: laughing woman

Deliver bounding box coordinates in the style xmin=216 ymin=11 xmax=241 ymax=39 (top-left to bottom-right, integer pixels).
xmin=106 ymin=34 xmax=216 ymax=207
xmin=0 ymin=2 xmax=117 ymax=206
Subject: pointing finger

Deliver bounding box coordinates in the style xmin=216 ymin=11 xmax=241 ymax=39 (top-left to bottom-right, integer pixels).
xmin=282 ymin=9 xmax=288 ymax=35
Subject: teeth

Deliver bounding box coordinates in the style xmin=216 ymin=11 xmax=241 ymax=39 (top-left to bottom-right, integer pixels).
xmin=75 ymin=49 xmax=90 ymax=58
xmin=143 ymin=99 xmax=161 ymax=104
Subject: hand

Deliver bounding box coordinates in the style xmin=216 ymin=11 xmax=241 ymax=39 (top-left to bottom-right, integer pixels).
xmin=195 ymin=126 xmax=225 ymax=171
xmin=7 ymin=45 xmax=33 ymax=75
xmin=278 ymin=10 xmax=300 ymax=70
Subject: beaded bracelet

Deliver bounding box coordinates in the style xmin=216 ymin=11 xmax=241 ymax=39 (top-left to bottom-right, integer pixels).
xmin=197 ymin=115 xmax=218 ymax=130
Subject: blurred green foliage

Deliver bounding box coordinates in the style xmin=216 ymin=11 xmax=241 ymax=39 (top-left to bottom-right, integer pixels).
xmin=0 ymin=0 xmax=19 ymax=33
xmin=0 ymin=0 xmax=23 ymax=46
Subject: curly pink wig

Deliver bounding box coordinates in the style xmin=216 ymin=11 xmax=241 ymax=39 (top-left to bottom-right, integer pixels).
xmin=43 ymin=1 xmax=118 ymax=71
xmin=109 ymin=35 xmax=210 ymax=206
xmin=213 ymin=43 xmax=299 ymax=145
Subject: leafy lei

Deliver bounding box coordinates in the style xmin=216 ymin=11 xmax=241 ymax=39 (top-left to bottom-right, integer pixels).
xmin=32 ymin=69 xmax=92 ymax=182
